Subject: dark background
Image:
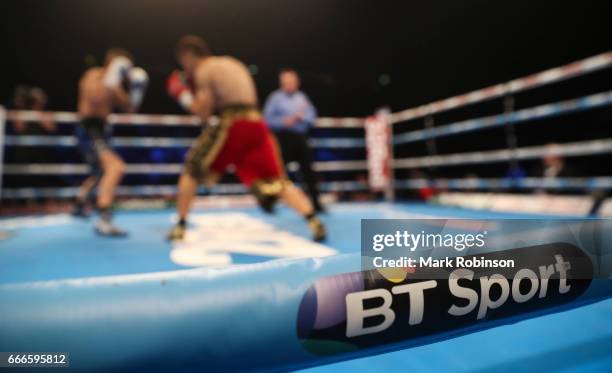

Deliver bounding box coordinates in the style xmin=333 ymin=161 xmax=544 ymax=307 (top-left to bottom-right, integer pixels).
xmin=1 ymin=0 xmax=611 ymax=116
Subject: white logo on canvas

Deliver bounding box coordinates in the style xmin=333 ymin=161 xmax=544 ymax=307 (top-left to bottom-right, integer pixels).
xmin=170 ymin=213 xmax=337 ymax=267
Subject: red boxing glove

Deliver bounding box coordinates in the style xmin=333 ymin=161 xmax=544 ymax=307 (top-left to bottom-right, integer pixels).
xmin=166 ymin=70 xmax=194 ymax=111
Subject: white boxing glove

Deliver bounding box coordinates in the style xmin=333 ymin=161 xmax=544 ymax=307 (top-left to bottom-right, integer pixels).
xmin=103 ymin=56 xmax=133 ymax=88
xmin=128 ymin=67 xmax=149 ymax=110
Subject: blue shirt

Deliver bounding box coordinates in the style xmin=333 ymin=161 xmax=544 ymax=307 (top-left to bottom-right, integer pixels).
xmin=263 ymin=90 xmax=317 ymax=133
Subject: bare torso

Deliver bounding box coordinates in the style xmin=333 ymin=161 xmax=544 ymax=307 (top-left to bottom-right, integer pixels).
xmin=78 ymin=67 xmax=114 ymax=118
xmin=194 ymin=56 xmax=258 ymax=110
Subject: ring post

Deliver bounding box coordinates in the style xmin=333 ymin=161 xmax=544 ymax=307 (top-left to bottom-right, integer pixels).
xmin=503 ymin=86 xmax=520 ymax=185
xmin=386 ymin=110 xmax=395 ymax=202
xmin=0 ymin=106 xmax=5 ymax=202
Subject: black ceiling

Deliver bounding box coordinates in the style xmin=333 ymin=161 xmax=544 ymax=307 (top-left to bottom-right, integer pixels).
xmin=1 ymin=0 xmax=611 ymax=116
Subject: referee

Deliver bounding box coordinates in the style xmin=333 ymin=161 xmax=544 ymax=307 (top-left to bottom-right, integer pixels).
xmin=263 ymin=68 xmax=324 ymax=212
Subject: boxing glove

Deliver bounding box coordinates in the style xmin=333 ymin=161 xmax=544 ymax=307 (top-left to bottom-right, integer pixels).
xmin=128 ymin=67 xmax=149 ymax=110
xmin=103 ymin=56 xmax=133 ymax=88
xmin=166 ymin=70 xmax=194 ymax=111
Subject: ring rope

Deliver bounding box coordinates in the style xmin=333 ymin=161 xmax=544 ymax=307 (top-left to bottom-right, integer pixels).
xmin=1 ymin=180 xmax=371 ymax=199
xmin=393 ymin=138 xmax=612 ymax=169
xmin=395 ymin=176 xmax=612 ymax=190
xmin=3 ymin=160 xmax=369 ymax=175
xmin=4 ymin=52 xmax=611 ymax=130
xmin=5 ymin=176 xmax=610 ymax=200
xmin=3 ymin=177 xmax=610 ymax=199
xmin=5 ymin=110 xmax=366 ymax=129
xmin=3 ymin=135 xmax=365 ymax=148
xmin=389 ymin=51 xmax=612 ymax=124
xmin=394 ymin=90 xmax=612 ymax=145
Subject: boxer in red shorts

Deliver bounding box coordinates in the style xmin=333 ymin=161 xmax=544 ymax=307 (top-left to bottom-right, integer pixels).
xmin=166 ymin=35 xmax=326 ymax=241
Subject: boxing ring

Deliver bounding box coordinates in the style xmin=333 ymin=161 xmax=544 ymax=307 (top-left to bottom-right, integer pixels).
xmin=1 ymin=52 xmax=612 ymax=372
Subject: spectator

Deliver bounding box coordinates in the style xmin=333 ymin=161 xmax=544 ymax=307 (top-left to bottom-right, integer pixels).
xmin=539 ymin=143 xmax=573 ymax=179
xmin=534 ymin=143 xmax=575 ymax=195
xmin=9 ymin=85 xmax=56 ymax=210
xmin=11 ymin=85 xmax=56 ymax=135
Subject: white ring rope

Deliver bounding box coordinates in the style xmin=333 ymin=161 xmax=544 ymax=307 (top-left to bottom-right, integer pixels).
xmin=393 ymin=90 xmax=612 ymax=144
xmin=393 ymin=138 xmax=612 ymax=169
xmin=4 ymin=51 xmax=611 ymax=130
xmin=0 ymin=181 xmax=371 ymax=199
xmin=3 ymin=176 xmax=610 ymax=199
xmin=5 ymin=51 xmax=611 ymax=129
xmin=3 ymin=161 xmax=369 ymax=175
xmin=395 ymin=177 xmax=612 ymax=190
xmin=5 ymin=110 xmax=365 ymax=129
xmin=389 ymin=51 xmax=612 ymax=124
xmin=4 ymin=135 xmax=365 ymax=148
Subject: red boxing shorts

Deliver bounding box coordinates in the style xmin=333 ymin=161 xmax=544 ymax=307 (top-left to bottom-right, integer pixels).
xmin=184 ymin=107 xmax=286 ymax=186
